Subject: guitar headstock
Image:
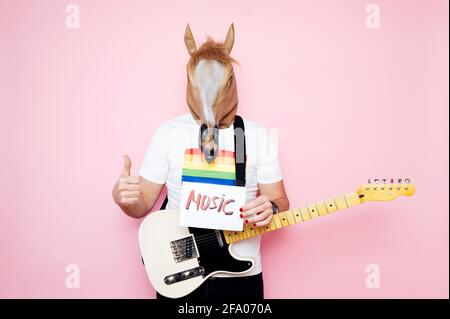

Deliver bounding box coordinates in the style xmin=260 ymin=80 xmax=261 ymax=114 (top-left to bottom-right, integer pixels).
xmin=356 ymin=178 xmax=416 ymax=202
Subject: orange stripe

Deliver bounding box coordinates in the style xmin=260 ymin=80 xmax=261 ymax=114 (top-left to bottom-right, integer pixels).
xmin=184 ymin=148 xmax=235 ymax=158
xmin=184 ymin=154 xmax=235 ymax=165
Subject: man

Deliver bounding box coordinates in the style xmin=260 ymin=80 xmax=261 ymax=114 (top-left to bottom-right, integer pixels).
xmin=112 ymin=24 xmax=289 ymax=300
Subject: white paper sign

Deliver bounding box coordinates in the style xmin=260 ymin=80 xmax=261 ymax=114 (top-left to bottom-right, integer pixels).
xmin=179 ymin=182 xmax=246 ymax=231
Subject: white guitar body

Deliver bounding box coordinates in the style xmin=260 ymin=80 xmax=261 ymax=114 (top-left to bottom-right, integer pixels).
xmin=138 ymin=210 xmax=255 ymax=299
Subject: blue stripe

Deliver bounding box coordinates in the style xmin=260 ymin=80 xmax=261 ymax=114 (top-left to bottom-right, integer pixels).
xmin=182 ymin=175 xmax=237 ymax=186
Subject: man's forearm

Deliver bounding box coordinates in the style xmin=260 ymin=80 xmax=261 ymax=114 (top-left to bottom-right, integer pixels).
xmin=272 ymin=197 xmax=290 ymax=213
xmin=119 ymin=196 xmax=150 ymax=219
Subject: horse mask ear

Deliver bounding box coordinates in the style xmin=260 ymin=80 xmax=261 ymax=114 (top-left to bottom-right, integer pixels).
xmin=223 ymin=23 xmax=235 ymax=54
xmin=184 ymin=24 xmax=197 ymax=55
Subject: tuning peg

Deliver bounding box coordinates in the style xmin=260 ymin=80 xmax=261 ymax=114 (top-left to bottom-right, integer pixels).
xmin=390 ymin=178 xmax=394 ymax=184
xmin=397 ymin=178 xmax=402 ymax=183
xmin=405 ymin=178 xmax=411 ymax=184
xmin=381 ymin=178 xmax=387 ymax=184
xmin=374 ymin=178 xmax=380 ymax=184
xmin=368 ymin=178 xmax=372 ymax=184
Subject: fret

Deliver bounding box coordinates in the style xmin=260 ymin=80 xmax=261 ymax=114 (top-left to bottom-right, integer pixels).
xmin=246 ymin=226 xmax=255 ymax=238
xmin=307 ymin=205 xmax=319 ymax=218
xmin=300 ymin=207 xmax=311 ymax=221
xmin=292 ymin=208 xmax=302 ymax=223
xmin=273 ymin=214 xmax=283 ymax=229
xmin=342 ymin=194 xmax=350 ymax=207
xmin=270 ymin=220 xmax=277 ymax=230
xmin=316 ymin=202 xmax=329 ymax=216
xmin=224 ymin=233 xmax=232 ymax=243
xmin=332 ymin=198 xmax=340 ymax=211
xmin=324 ymin=199 xmax=338 ymax=213
xmin=280 ymin=213 xmax=289 ymax=227
xmin=344 ymin=193 xmax=360 ymax=207
xmin=252 ymin=226 xmax=258 ymax=236
xmin=334 ymin=196 xmax=348 ymax=210
xmin=224 ymin=191 xmax=363 ymax=244
xmin=286 ymin=210 xmax=297 ymax=225
xmin=258 ymin=225 xmax=266 ymax=234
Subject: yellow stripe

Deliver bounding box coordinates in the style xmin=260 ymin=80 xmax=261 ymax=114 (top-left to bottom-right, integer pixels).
xmin=183 ymin=161 xmax=235 ymax=173
xmin=184 ymin=154 xmax=235 ymax=165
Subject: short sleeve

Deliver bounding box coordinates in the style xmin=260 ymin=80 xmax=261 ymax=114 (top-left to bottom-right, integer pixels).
xmin=256 ymin=127 xmax=283 ymax=184
xmin=139 ymin=125 xmax=168 ymax=184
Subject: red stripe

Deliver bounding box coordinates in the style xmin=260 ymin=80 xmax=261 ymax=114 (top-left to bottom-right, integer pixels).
xmin=184 ymin=148 xmax=235 ymax=158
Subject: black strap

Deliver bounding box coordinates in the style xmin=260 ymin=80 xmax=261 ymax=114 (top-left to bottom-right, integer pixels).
xmin=233 ymin=115 xmax=246 ymax=187
xmin=160 ymin=195 xmax=168 ymax=210
xmin=160 ymin=115 xmax=246 ymax=210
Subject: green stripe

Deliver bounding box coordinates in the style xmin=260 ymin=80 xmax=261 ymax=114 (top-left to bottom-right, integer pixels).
xmin=182 ymin=168 xmax=236 ymax=180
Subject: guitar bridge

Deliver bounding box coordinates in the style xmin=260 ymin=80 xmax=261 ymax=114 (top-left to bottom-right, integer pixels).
xmin=170 ymin=236 xmax=198 ymax=263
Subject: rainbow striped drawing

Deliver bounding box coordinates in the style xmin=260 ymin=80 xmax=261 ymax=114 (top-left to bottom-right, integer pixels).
xmin=182 ymin=148 xmax=237 ymax=186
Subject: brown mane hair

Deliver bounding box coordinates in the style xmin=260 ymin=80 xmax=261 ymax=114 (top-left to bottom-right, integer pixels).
xmin=189 ymin=37 xmax=237 ymax=66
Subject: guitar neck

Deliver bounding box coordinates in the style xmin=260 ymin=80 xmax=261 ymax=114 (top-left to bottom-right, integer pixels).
xmin=223 ymin=192 xmax=362 ymax=244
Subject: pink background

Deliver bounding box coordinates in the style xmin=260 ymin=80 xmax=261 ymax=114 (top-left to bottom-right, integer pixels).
xmin=0 ymin=0 xmax=448 ymax=298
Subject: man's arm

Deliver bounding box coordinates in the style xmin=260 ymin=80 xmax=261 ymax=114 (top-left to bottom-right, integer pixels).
xmin=112 ymin=155 xmax=164 ymax=219
xmin=258 ymin=180 xmax=290 ymax=212
xmin=240 ymin=180 xmax=290 ymax=226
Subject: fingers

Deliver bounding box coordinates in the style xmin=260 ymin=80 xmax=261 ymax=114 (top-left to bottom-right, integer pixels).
xmin=118 ymin=183 xmax=139 ymax=191
xmin=114 ymin=162 xmax=140 ymax=206
xmin=239 ymin=195 xmax=274 ymax=227
xmin=240 ymin=200 xmax=272 ymax=218
xmin=240 ymin=195 xmax=268 ymax=212
xmin=119 ymin=175 xmax=139 ymax=185
xmin=244 ymin=208 xmax=273 ymax=226
xmin=121 ymin=197 xmax=139 ymax=206
xmin=116 ymin=184 xmax=140 ymax=206
xmin=121 ymin=190 xmax=140 ymax=198
xmin=121 ymin=155 xmax=132 ymax=176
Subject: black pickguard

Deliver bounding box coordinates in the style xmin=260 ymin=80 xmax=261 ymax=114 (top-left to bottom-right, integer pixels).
xmin=188 ymin=227 xmax=253 ymax=277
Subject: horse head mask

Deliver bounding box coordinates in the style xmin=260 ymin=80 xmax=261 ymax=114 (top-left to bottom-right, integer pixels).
xmin=184 ymin=23 xmax=238 ymax=163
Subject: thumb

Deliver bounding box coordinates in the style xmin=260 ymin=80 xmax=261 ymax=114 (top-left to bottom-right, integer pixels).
xmin=121 ymin=155 xmax=132 ymax=176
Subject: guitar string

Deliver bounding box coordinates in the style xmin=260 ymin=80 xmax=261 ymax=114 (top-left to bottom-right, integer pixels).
xmin=171 ymin=191 xmax=405 ymax=257
xmin=175 ymin=213 xmax=358 ymax=256
xmin=177 ymin=193 xmax=361 ymax=246
xmin=186 ymin=203 xmax=352 ymax=244
xmin=188 ymin=198 xmax=354 ymax=241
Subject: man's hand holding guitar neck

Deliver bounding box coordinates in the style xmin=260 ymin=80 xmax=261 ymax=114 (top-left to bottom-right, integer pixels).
xmin=239 ymin=182 xmax=290 ymax=227
xmin=112 ymin=155 xmax=163 ymax=219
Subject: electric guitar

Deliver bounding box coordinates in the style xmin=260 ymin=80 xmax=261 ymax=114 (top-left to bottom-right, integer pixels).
xmin=138 ymin=179 xmax=415 ymax=298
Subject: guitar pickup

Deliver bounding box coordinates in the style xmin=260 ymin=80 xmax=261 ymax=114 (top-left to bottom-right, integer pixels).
xmin=170 ymin=236 xmax=198 ymax=263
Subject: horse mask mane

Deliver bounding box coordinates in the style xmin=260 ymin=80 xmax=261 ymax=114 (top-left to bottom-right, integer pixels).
xmin=184 ymin=23 xmax=238 ymax=163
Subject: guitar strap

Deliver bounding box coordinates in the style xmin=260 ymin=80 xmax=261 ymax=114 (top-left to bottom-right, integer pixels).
xmin=233 ymin=115 xmax=246 ymax=187
xmin=160 ymin=115 xmax=246 ymax=210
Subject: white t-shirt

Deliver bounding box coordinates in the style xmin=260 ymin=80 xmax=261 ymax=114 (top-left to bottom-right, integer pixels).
xmin=139 ymin=113 xmax=282 ymax=277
